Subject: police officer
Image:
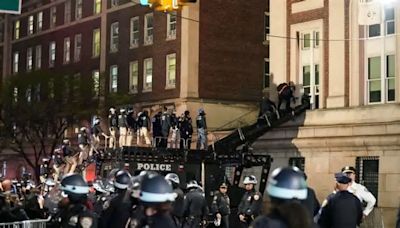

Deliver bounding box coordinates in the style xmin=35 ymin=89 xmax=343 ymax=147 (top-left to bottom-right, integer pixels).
xmin=108 ymin=107 xmax=118 ymax=149
xmin=39 ymin=158 xmax=51 ymax=184
xmin=126 ymin=108 xmax=137 ymax=146
xmin=138 ymin=110 xmax=151 ymax=146
xmin=100 ymin=170 xmax=134 ymax=228
xmin=211 ymin=182 xmax=230 ymax=228
xmin=250 ymin=167 xmax=312 ymax=228
xmin=318 ymin=172 xmax=363 ymax=228
xmin=152 ymin=112 xmax=162 ymax=147
xmin=57 ymin=173 xmax=97 ymax=228
xmin=77 ymin=127 xmax=90 ymax=166
xmin=118 ymin=108 xmax=128 ymax=147
xmin=238 ymin=175 xmax=262 ymax=227
xmin=62 ymin=139 xmax=78 ymax=175
xmin=160 ymin=107 xmax=172 ymax=148
xmin=165 ymin=173 xmax=185 ymax=227
xmin=183 ymin=180 xmax=209 ymax=228
xmin=196 ymin=108 xmax=207 ymax=150
xmin=342 ymin=166 xmax=376 ymax=218
xmin=128 ymin=173 xmax=177 ymax=228
xmin=179 ymin=111 xmax=193 ymax=149
xmin=92 ymin=180 xmax=109 ymax=216
xmin=92 ymin=117 xmax=109 ymax=150
xmin=53 ymin=148 xmax=65 ymax=182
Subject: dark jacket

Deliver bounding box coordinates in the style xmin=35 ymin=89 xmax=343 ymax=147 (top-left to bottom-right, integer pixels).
xmin=302 ymin=187 xmax=321 ymax=219
xmin=183 ymin=188 xmax=208 ymax=219
xmin=171 ymin=187 xmax=185 ymax=218
xmin=318 ymin=190 xmax=363 ymax=228
xmin=250 ymin=215 xmax=288 ymax=228
xmin=99 ymin=190 xmax=134 ymax=228
xmin=59 ymin=203 xmax=97 ymax=228
xmin=238 ymin=190 xmax=263 ymax=218
xmin=211 ymin=191 xmax=231 ymax=216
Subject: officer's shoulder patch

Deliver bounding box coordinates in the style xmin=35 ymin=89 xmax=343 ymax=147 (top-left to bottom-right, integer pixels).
xmin=253 ymin=194 xmax=260 ymax=201
xmin=68 ymin=216 xmax=78 ymax=226
xmin=80 ymin=217 xmax=93 ymax=228
xmin=213 ymin=196 xmax=218 ymax=201
xmin=321 ymin=199 xmax=328 ymax=208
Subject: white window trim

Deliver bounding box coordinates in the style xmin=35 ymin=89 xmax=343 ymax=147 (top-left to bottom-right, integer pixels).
xmin=35 ymin=45 xmax=42 ymax=69
xmin=37 ymin=12 xmax=43 ymax=32
xmin=63 ymin=37 xmax=71 ymax=64
xmin=50 ymin=6 xmax=57 ymax=28
xmin=110 ymin=65 xmax=118 ymax=93
xmin=27 ymin=47 xmax=33 ymax=72
xmin=75 ymin=0 xmax=83 ymax=20
xmin=301 ymin=33 xmax=311 ymax=50
xmin=110 ymin=22 xmax=119 ymax=52
xmin=166 ymin=13 xmax=176 ymax=40
xmin=143 ymin=58 xmax=153 ymax=92
xmin=130 ymin=17 xmax=139 ymax=48
xmin=74 ymin=34 xmax=82 ymax=62
xmin=144 ymin=13 xmax=153 ymax=46
xmin=28 ymin=15 xmax=34 ymax=35
xmin=49 ymin=41 xmax=56 ymax=68
xmin=165 ymin=53 xmax=176 ymax=89
xmin=13 ymin=52 xmax=19 ymax=74
xmin=65 ymin=0 xmax=71 ymax=23
xmin=93 ymin=29 xmax=100 ymax=57
xmin=129 ymin=61 xmax=139 ymax=94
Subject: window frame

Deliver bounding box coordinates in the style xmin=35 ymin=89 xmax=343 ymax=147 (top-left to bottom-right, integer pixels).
xmin=75 ymin=0 xmax=83 ymax=20
xmin=110 ymin=22 xmax=119 ymax=52
xmin=263 ymin=58 xmax=270 ymax=88
xmin=50 ymin=6 xmax=57 ymax=28
xmin=166 ymin=53 xmax=176 ymax=89
xmin=93 ymin=28 xmax=101 ymax=57
xmin=385 ymin=7 xmax=395 ymax=35
xmin=27 ymin=47 xmax=33 ymax=72
xmin=94 ymin=0 xmax=101 ymax=14
xmin=129 ymin=61 xmax=139 ymax=94
xmin=167 ymin=13 xmax=177 ymax=40
xmin=130 ymin=17 xmax=139 ymax=48
xmin=63 ymin=37 xmax=71 ymax=64
xmin=37 ymin=12 xmax=43 ymax=32
xmin=74 ymin=34 xmax=82 ymax=62
xmin=110 ymin=65 xmax=118 ymax=93
xmin=13 ymin=51 xmax=19 ymax=74
xmin=14 ymin=20 xmax=20 ymax=40
xmin=65 ymin=0 xmax=71 ymax=23
xmin=28 ymin=15 xmax=34 ymax=35
xmin=49 ymin=41 xmax=56 ymax=68
xmin=144 ymin=13 xmax=154 ymax=45
xmin=143 ymin=58 xmax=153 ymax=92
xmin=35 ymin=45 xmax=42 ymax=70
xmin=302 ymin=33 xmax=311 ymax=50
xmin=264 ymin=11 xmax=270 ymax=42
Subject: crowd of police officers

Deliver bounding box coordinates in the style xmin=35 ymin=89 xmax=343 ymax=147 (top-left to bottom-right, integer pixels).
xmin=1 ymin=163 xmax=396 ymax=228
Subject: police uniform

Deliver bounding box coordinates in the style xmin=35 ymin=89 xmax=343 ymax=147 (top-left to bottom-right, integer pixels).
xmin=179 ymin=112 xmax=193 ymax=149
xmin=318 ymin=173 xmax=363 ymax=228
xmin=196 ymin=110 xmax=207 ymax=150
xmin=211 ymin=190 xmax=231 ymax=228
xmin=238 ymin=190 xmax=263 ymax=227
xmin=342 ymin=166 xmax=376 ymax=216
xmin=138 ymin=112 xmax=151 ymax=145
xmin=171 ymin=187 xmax=185 ymax=226
xmin=126 ymin=109 xmax=137 ymax=146
xmin=118 ymin=110 xmax=128 ymax=147
xmin=183 ymin=185 xmax=209 ymax=228
xmin=59 ymin=204 xmax=97 ymax=228
xmin=99 ymin=190 xmax=134 ymax=228
xmin=108 ymin=110 xmax=118 ymax=148
xmin=77 ymin=130 xmax=90 ymax=166
xmin=152 ymin=112 xmax=162 ymax=147
xmin=160 ymin=110 xmax=171 ymax=148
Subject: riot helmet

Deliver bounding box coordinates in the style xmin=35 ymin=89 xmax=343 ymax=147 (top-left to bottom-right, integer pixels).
xmin=140 ymin=174 xmax=176 ymax=205
xmin=266 ymin=166 xmax=307 ymax=200
xmin=60 ymin=174 xmax=89 ymax=202
xmin=114 ymin=170 xmax=131 ymax=190
xmin=165 ymin=173 xmax=180 ymax=185
xmin=187 ymin=180 xmax=200 ymax=189
xmin=243 ymin=175 xmax=258 ymax=185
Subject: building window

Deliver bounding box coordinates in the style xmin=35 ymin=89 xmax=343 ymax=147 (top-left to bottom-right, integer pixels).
xmin=94 ymin=0 xmax=101 ymax=14
xmin=49 ymin=41 xmax=56 ymax=68
xmin=63 ymin=37 xmax=71 ymax=64
xmin=264 ymin=58 xmax=270 ymax=88
xmin=368 ymin=56 xmax=381 ymax=103
xmin=37 ymin=12 xmax=43 ymax=32
xmin=314 ymin=64 xmax=320 ymax=109
xmin=72 ymin=73 xmax=80 ymax=99
xmin=314 ymin=31 xmax=320 ymax=48
xmin=26 ymin=87 xmax=32 ymax=103
xmin=130 ymin=17 xmax=139 ymax=48
xmin=28 ymin=15 xmax=34 ymax=35
xmin=13 ymin=87 xmax=18 ymax=103
xmin=385 ymin=7 xmax=395 ymax=35
xmin=166 ymin=53 xmax=176 ymax=88
xmin=167 ymin=13 xmax=176 ymax=40
xmin=76 ymin=0 xmax=83 ymax=20
xmin=129 ymin=61 xmax=138 ymax=93
xmin=144 ymin=13 xmax=153 ymax=45
xmin=288 ymin=157 xmax=305 ymax=171
xmin=355 ymin=156 xmax=379 ymax=205
xmin=111 ymin=0 xmax=119 ymax=7
xmin=143 ymin=58 xmax=153 ymax=91
xmin=93 ymin=29 xmax=100 ymax=57
xmin=50 ymin=6 xmax=57 ymax=28
xmin=92 ymin=70 xmax=100 ymax=97
xmin=35 ymin=45 xmax=42 ymax=70
xmin=27 ymin=47 xmax=33 ymax=72
xmin=368 ymin=24 xmax=380 ymax=37
xmin=110 ymin=22 xmax=119 ymax=52
xmin=14 ymin=20 xmax=20 ymax=39
xmin=303 ymin=65 xmax=311 ymax=95
xmin=74 ymin=34 xmax=82 ymax=62
xmin=34 ymin=84 xmax=41 ymax=102
xmin=49 ymin=79 xmax=55 ymax=99
xmin=302 ymin=33 xmax=310 ymax=49
xmin=264 ymin=11 xmax=270 ymax=41
xmin=386 ymin=55 xmax=395 ymax=102
xmin=110 ymin=65 xmax=118 ymax=93
xmin=13 ymin=52 xmax=19 ymax=74
xmin=64 ymin=0 xmax=71 ymax=23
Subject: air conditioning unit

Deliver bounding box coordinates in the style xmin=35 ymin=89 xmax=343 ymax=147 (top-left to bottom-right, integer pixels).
xmin=168 ymin=30 xmax=176 ymax=39
xmin=145 ymin=35 xmax=153 ymax=44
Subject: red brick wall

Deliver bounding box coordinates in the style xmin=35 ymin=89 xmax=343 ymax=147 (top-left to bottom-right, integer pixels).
xmin=198 ymin=0 xmax=268 ymax=102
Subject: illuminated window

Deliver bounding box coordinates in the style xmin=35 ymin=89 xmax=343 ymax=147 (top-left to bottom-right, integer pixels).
xmin=144 ymin=13 xmax=153 ymax=45
xmin=27 ymin=47 xmax=33 ymax=71
xmin=28 ymin=16 xmax=34 ymax=35
xmin=74 ymin=34 xmax=82 ymax=62
xmin=13 ymin=52 xmax=19 ymax=74
xmin=49 ymin=41 xmax=56 ymax=67
xmin=94 ymin=0 xmax=101 ymax=14
xmin=110 ymin=22 xmax=119 ymax=52
xmin=143 ymin=58 xmax=153 ymax=91
xmin=65 ymin=0 xmax=71 ymax=23
xmin=35 ymin=45 xmax=42 ymax=69
xmin=93 ymin=29 xmax=100 ymax=57
xmin=14 ymin=20 xmax=20 ymax=39
xmin=76 ymin=0 xmax=83 ymax=20
xmin=110 ymin=65 xmax=118 ymax=93
xmin=166 ymin=53 xmax=176 ymax=88
xmin=167 ymin=13 xmax=176 ymax=40
xmin=50 ymin=7 xmax=57 ymax=28
xmin=130 ymin=17 xmax=139 ymax=48
xmin=37 ymin=12 xmax=43 ymax=32
xmin=63 ymin=37 xmax=71 ymax=64
xmin=129 ymin=61 xmax=138 ymax=93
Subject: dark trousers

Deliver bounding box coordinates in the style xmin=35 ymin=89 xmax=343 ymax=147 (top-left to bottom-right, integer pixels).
xmin=180 ymin=136 xmax=192 ymax=149
xmin=183 ymin=217 xmax=202 ymax=228
xmin=221 ymin=215 xmax=229 ymax=228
